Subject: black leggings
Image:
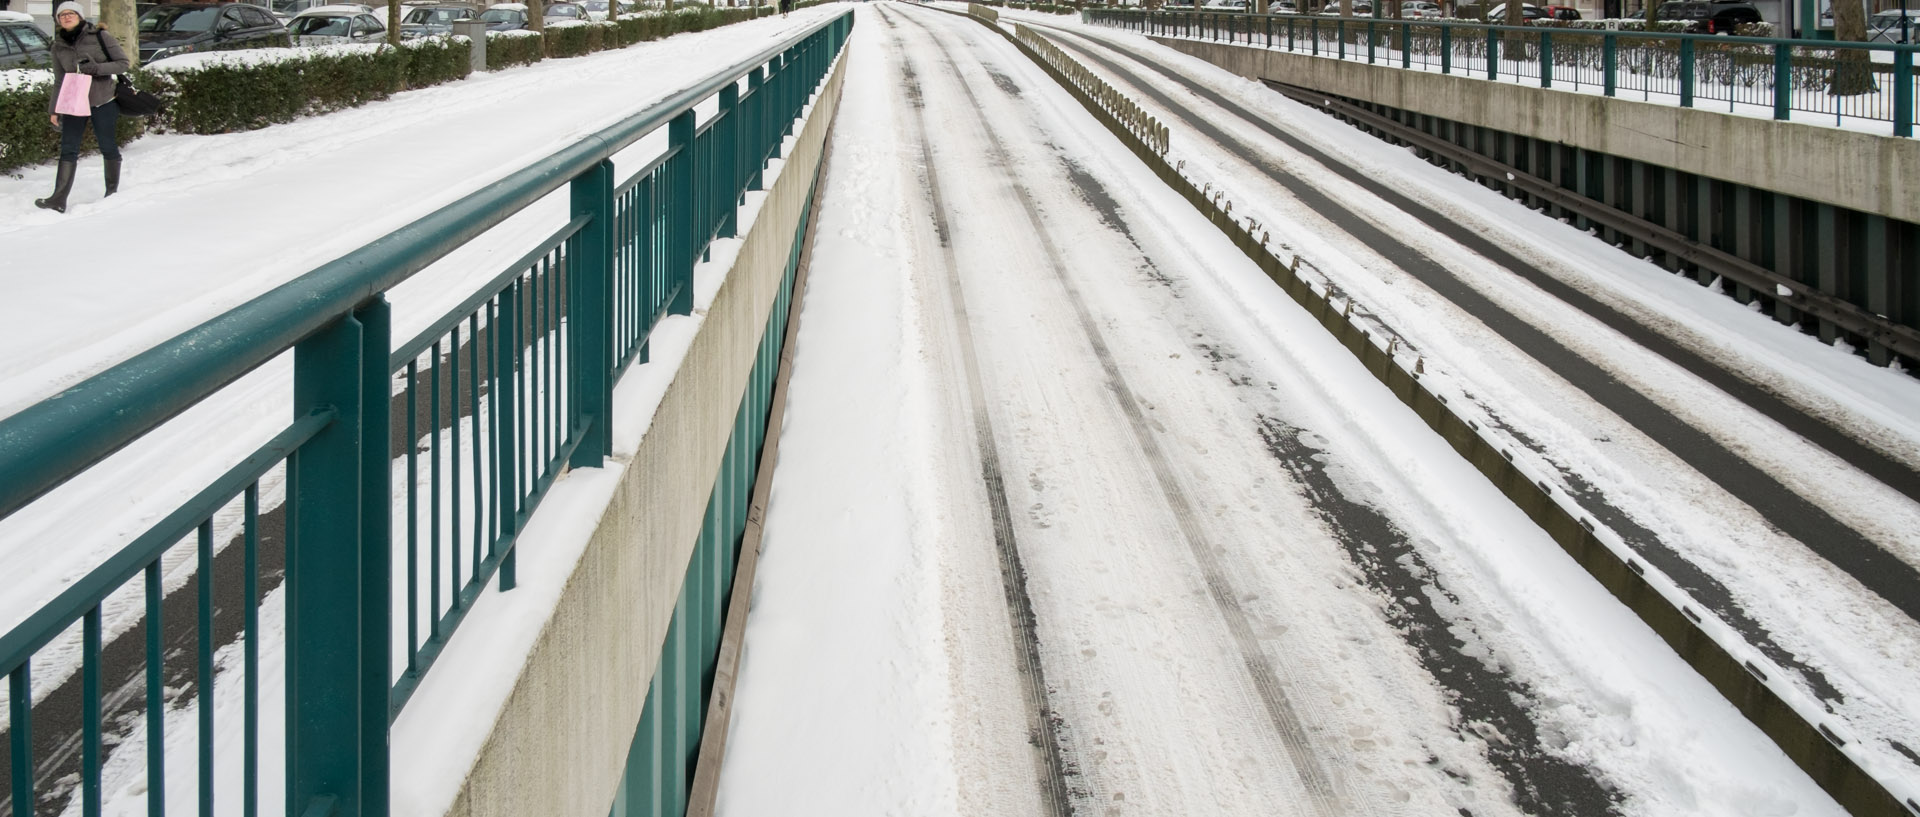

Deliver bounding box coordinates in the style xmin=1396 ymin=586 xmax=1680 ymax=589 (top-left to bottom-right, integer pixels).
xmin=58 ymin=99 xmax=121 ymax=163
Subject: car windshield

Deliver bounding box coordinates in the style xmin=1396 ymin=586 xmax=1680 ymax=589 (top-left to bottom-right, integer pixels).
xmin=407 ymin=8 xmax=466 ymax=22
xmin=290 ymin=14 xmax=350 ymax=34
xmin=549 ymin=5 xmax=581 ymax=15
xmin=479 ymin=8 xmax=520 ymax=21
xmin=583 ymin=0 xmax=607 ymax=9
xmin=140 ymin=6 xmax=220 ymax=32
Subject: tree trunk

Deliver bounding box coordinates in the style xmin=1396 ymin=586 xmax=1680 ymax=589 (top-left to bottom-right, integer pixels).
xmin=1341 ymin=0 xmax=1353 ymax=15
xmin=388 ymin=0 xmax=402 ymax=45
xmin=1504 ymin=0 xmax=1524 ymax=25
xmin=1830 ymin=0 xmax=1878 ymax=95
xmin=97 ymin=0 xmax=138 ymax=68
xmin=530 ymin=0 xmax=547 ymax=32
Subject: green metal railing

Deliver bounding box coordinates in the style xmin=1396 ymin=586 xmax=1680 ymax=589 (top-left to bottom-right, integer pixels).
xmin=1085 ymin=9 xmax=1920 ymax=136
xmin=0 ymin=10 xmax=852 ymax=817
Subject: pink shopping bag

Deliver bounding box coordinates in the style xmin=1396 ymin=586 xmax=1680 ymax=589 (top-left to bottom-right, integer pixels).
xmin=54 ymin=72 xmax=91 ymax=117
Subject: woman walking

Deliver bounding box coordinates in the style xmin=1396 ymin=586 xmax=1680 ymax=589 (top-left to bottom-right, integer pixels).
xmin=36 ymin=1 xmax=129 ymax=214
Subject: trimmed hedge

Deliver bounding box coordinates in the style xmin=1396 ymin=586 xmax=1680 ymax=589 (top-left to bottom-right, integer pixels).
xmin=140 ymin=39 xmax=471 ymax=135
xmin=488 ymin=30 xmax=546 ymax=68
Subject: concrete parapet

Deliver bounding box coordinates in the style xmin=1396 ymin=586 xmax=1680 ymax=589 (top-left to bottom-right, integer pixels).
xmin=1154 ymin=36 xmax=1920 ymax=225
xmin=423 ymin=52 xmax=848 ymax=817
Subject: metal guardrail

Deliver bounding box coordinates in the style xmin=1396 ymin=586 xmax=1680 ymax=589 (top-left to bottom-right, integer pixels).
xmin=1085 ymin=9 xmax=1919 ymax=136
xmin=1013 ymin=22 xmax=1173 ymax=153
xmin=0 ymin=10 xmax=852 ymax=817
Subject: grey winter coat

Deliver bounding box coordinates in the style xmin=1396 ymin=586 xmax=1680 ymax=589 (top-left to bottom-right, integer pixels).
xmin=48 ymin=23 xmax=130 ymax=115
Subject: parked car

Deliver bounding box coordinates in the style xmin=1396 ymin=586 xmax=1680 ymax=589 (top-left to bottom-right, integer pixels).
xmin=1868 ymin=8 xmax=1917 ymax=42
xmin=400 ymin=2 xmax=478 ymax=37
xmin=1653 ymin=0 xmax=1760 ymax=33
xmin=0 ymin=11 xmax=51 ymax=68
xmin=1542 ymin=3 xmax=1580 ymax=18
xmin=1486 ymin=3 xmax=1549 ymax=19
xmin=544 ymin=2 xmax=589 ymax=21
xmin=479 ymin=3 xmax=528 ymax=29
xmin=288 ymin=5 xmax=388 ymax=45
xmin=1399 ymin=0 xmax=1442 ymax=17
xmin=138 ymin=3 xmax=289 ymax=63
xmin=580 ymin=0 xmax=637 ymax=20
xmin=1319 ymin=2 xmax=1374 ymax=14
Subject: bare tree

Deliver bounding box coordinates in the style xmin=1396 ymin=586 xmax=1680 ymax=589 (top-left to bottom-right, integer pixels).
xmin=1830 ymin=0 xmax=1878 ymax=95
xmin=1340 ymin=0 xmax=1353 ymax=15
xmin=388 ymin=0 xmax=401 ymax=45
xmin=530 ymin=0 xmax=546 ymax=32
xmin=98 ymin=0 xmax=137 ymax=68
xmin=1504 ymin=0 xmax=1524 ymax=26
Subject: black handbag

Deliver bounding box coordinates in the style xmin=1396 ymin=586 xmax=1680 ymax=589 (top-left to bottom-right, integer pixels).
xmin=94 ymin=29 xmax=165 ymax=118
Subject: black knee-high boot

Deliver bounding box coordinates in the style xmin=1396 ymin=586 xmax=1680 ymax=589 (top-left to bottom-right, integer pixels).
xmin=34 ymin=160 xmax=76 ymax=213
xmin=104 ymin=159 xmax=120 ymax=197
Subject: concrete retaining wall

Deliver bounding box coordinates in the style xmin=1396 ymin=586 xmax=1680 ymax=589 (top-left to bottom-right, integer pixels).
xmin=432 ymin=52 xmax=848 ymax=817
xmin=1154 ymin=36 xmax=1920 ymax=224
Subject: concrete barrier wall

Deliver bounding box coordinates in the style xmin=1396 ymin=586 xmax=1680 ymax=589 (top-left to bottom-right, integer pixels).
xmin=433 ymin=52 xmax=849 ymax=817
xmin=1153 ymin=36 xmax=1920 ymax=225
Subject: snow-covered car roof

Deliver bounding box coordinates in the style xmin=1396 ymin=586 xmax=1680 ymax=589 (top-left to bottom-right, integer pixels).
xmin=0 ymin=10 xmax=37 ymax=22
xmin=294 ymin=3 xmax=375 ymax=15
xmin=491 ymin=2 xmax=529 ymax=9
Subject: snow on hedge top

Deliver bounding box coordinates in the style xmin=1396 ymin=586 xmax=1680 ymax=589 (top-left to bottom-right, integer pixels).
xmin=490 ymin=28 xmax=542 ymax=38
xmin=0 ymin=68 xmax=50 ymax=92
xmin=146 ymin=42 xmax=391 ymax=73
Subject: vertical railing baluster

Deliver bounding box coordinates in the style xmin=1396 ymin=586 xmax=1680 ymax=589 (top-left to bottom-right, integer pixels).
xmin=1541 ymin=30 xmax=1552 ymax=88
xmin=11 ymin=662 xmax=32 ymax=817
xmin=197 ymin=520 xmax=214 ymax=817
xmin=496 ymin=281 xmax=520 ymax=592
xmin=449 ymin=328 xmax=462 ymax=609
xmin=467 ymin=313 xmax=482 ymax=578
xmin=243 ymin=484 xmax=259 ymax=817
xmin=145 ymin=561 xmax=164 ymax=817
xmin=486 ymin=299 xmax=500 ymax=556
xmin=429 ymin=340 xmax=443 ymax=636
xmin=669 ymin=110 xmax=698 ymax=317
xmin=83 ymin=605 xmax=101 ymax=817
xmin=1604 ymin=33 xmax=1617 ymax=96
xmin=405 ymin=362 xmax=418 ymax=674
xmin=1440 ymin=22 xmax=1450 ymax=73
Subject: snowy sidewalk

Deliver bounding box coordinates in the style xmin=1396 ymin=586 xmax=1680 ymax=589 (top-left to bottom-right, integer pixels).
xmin=0 ymin=6 xmax=843 ymax=422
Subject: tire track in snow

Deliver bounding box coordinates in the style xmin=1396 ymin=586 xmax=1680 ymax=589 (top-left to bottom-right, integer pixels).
xmin=1023 ymin=17 xmax=1884 ymax=724
xmin=893 ymin=7 xmax=1350 ymax=814
xmin=877 ymin=7 xmax=1083 ymax=815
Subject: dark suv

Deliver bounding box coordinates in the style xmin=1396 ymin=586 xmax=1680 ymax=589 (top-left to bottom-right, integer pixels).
xmin=138 ymin=3 xmax=289 ymax=63
xmin=0 ymin=13 xmax=51 ymax=67
xmin=1654 ymin=0 xmax=1762 ymax=33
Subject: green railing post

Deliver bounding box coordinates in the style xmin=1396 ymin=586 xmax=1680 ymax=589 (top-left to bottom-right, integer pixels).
xmin=1773 ymin=42 xmax=1791 ymax=120
xmin=719 ymin=81 xmax=741 ymax=239
xmin=1338 ymin=19 xmax=1346 ymax=59
xmin=1541 ymin=30 xmax=1553 ymax=87
xmin=1441 ymin=22 xmax=1451 ymax=73
xmin=1679 ymin=37 xmax=1695 ymax=107
xmin=1897 ymin=49 xmax=1914 ymax=137
xmin=1368 ymin=20 xmax=1377 ymax=63
xmin=1401 ymin=21 xmax=1410 ymax=68
xmin=288 ymin=314 xmax=366 ymax=817
xmin=568 ymin=159 xmax=614 ymax=469
xmin=668 ymin=110 xmax=697 ymax=317
xmin=1265 ymin=15 xmax=1271 ymax=47
xmin=1487 ymin=24 xmax=1498 ymax=80
xmin=747 ymin=67 xmax=766 ymax=190
xmin=1604 ymin=33 xmax=1617 ymax=95
xmin=355 ymin=296 xmax=392 ymax=817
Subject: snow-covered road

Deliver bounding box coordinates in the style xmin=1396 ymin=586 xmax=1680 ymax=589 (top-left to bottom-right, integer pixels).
xmin=988 ymin=12 xmax=1920 ymax=795
xmin=717 ymin=5 xmax=1848 ymax=815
